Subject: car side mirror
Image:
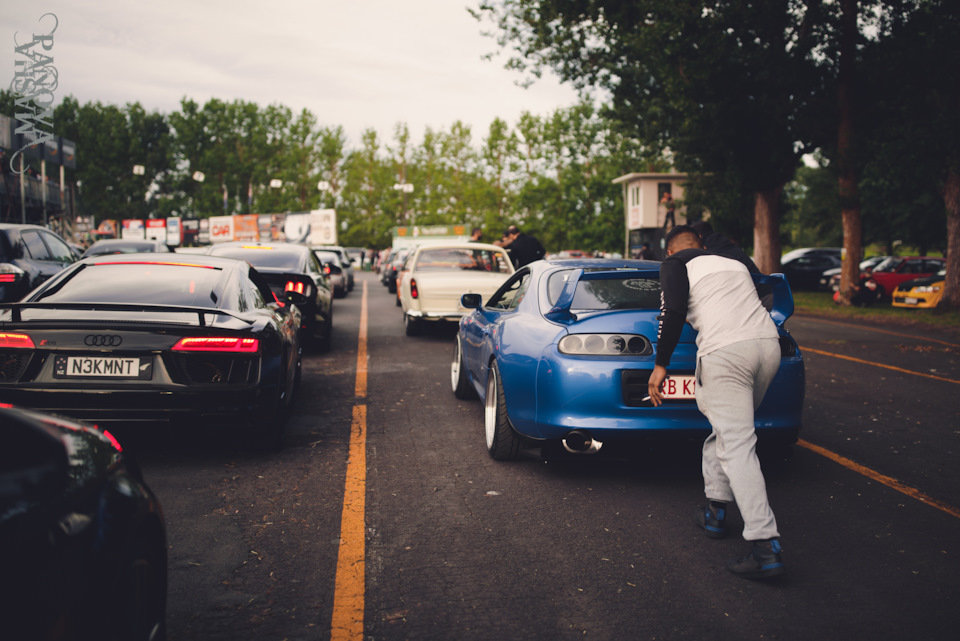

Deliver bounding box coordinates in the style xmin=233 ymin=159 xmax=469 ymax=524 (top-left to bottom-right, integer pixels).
xmin=325 ymin=262 xmax=342 ymax=276
xmin=461 ymin=293 xmax=482 ymax=309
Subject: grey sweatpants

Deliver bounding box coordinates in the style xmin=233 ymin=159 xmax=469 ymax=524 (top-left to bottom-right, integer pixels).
xmin=696 ymin=338 xmax=781 ymax=541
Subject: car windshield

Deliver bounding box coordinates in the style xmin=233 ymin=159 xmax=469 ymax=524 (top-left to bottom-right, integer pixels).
xmin=35 ymin=262 xmax=226 ymax=306
xmin=415 ymin=247 xmax=511 ymax=273
xmin=314 ymin=251 xmax=340 ymax=265
xmin=84 ymin=242 xmax=160 ymax=255
xmin=547 ymin=270 xmax=662 ymax=310
xmin=211 ymin=247 xmax=302 ymax=270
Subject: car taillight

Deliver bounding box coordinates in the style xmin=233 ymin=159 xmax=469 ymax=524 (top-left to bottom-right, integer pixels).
xmin=410 ymin=278 xmax=419 ymax=299
xmin=172 ymin=337 xmax=259 ymax=352
xmin=323 ymin=265 xmax=331 ymax=275
xmin=285 ymin=281 xmax=305 ymax=294
xmin=0 ymin=332 xmax=35 ymax=348
xmin=0 ymin=264 xmax=25 ymax=283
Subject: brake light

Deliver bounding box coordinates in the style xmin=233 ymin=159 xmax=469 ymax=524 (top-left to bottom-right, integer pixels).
xmin=323 ymin=265 xmax=331 ymax=275
xmin=410 ymin=278 xmax=419 ymax=299
xmin=285 ymin=281 xmax=305 ymax=294
xmin=0 ymin=264 xmax=25 ymax=282
xmin=172 ymin=337 xmax=259 ymax=352
xmin=100 ymin=429 xmax=123 ymax=451
xmin=0 ymin=332 xmax=35 ymax=348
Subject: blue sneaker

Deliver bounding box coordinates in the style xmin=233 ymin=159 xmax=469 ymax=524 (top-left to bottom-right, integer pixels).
xmin=728 ymin=539 xmax=785 ymax=579
xmin=693 ymin=504 xmax=727 ymax=539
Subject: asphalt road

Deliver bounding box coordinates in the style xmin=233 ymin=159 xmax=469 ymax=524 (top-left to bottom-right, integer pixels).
xmin=133 ymin=272 xmax=960 ymax=641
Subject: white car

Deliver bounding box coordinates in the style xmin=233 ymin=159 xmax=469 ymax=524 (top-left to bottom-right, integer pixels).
xmin=398 ymin=242 xmax=514 ymax=336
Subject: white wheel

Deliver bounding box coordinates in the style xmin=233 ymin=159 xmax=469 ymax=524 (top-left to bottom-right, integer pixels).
xmin=484 ymin=361 xmax=522 ymax=460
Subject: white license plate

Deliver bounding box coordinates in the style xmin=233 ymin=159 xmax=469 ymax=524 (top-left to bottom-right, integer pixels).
xmin=904 ymin=297 xmax=918 ymax=305
xmin=54 ymin=355 xmax=153 ymax=379
xmin=660 ymin=375 xmax=696 ymax=399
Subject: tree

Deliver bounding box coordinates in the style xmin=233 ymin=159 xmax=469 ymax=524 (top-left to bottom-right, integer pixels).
xmin=856 ymin=0 xmax=960 ymax=309
xmin=473 ymin=1 xmax=837 ymax=272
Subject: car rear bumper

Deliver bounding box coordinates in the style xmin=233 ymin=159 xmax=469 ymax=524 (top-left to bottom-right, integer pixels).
xmin=0 ymin=385 xmax=280 ymax=426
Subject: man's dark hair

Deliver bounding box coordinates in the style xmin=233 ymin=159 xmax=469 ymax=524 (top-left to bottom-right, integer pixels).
xmin=665 ymin=224 xmax=702 ymax=251
xmin=505 ymin=225 xmax=520 ymax=236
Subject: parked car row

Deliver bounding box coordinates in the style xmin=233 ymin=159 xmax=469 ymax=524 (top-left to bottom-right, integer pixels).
xmin=0 ymin=229 xmax=355 ymax=638
xmin=782 ymin=246 xmax=946 ymax=309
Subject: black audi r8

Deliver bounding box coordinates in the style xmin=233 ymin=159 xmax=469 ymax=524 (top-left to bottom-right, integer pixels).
xmin=0 ymin=405 xmax=167 ymax=641
xmin=205 ymin=242 xmax=335 ymax=351
xmin=0 ymin=253 xmax=302 ymax=447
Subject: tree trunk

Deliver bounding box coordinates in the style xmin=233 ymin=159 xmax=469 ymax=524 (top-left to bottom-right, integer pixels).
xmin=836 ymin=0 xmax=862 ymax=306
xmin=753 ymin=186 xmax=783 ymax=274
xmin=940 ymin=165 xmax=960 ymax=310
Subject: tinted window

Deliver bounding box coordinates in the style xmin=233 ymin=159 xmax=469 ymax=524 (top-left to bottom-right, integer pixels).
xmin=415 ymin=247 xmax=511 ymax=273
xmin=21 ymin=231 xmax=51 ymax=260
xmin=36 ymin=263 xmax=227 ymax=306
xmin=547 ymin=269 xmax=661 ymax=310
xmin=40 ymin=232 xmax=76 ymax=263
xmin=488 ymin=271 xmax=530 ymax=310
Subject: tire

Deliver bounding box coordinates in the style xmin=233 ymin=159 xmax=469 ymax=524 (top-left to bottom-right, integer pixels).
xmin=404 ymin=313 xmax=422 ymax=336
xmin=106 ymin=529 xmax=168 ymax=641
xmin=484 ymin=361 xmax=522 ymax=460
xmin=451 ymin=336 xmax=475 ymax=399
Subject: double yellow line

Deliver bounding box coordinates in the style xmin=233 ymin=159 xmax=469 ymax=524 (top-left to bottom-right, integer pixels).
xmin=331 ymin=281 xmax=368 ymax=641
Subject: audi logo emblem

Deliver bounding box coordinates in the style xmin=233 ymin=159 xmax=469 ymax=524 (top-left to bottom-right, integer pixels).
xmin=84 ymin=335 xmax=122 ymax=347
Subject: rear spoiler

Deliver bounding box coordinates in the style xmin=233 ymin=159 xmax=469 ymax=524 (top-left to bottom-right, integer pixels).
xmin=544 ymin=268 xmax=795 ymax=326
xmin=0 ymin=302 xmax=251 ymax=327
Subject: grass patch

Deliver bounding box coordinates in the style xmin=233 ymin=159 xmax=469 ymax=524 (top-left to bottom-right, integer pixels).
xmin=792 ymin=291 xmax=960 ymax=338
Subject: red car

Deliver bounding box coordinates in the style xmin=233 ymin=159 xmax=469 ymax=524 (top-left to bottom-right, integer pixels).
xmin=858 ymin=256 xmax=945 ymax=302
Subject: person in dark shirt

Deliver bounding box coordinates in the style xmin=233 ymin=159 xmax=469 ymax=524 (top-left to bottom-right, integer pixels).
xmin=689 ymin=220 xmax=759 ymax=273
xmin=503 ymin=225 xmax=545 ymax=268
xmin=649 ymin=225 xmax=785 ymax=579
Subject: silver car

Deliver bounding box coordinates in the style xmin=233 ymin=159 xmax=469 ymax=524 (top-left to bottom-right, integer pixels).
xmin=314 ymin=249 xmax=348 ymax=297
xmin=312 ymin=245 xmax=354 ymax=292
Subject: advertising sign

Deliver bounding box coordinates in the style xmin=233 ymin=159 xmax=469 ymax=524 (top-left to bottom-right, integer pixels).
xmin=284 ymin=209 xmax=337 ymax=245
xmin=145 ymin=218 xmax=166 ymax=242
xmin=166 ymin=217 xmax=182 ymax=246
xmin=121 ymin=219 xmax=145 ymax=240
xmin=234 ymin=214 xmax=260 ymax=242
xmin=208 ymin=215 xmax=235 ymax=243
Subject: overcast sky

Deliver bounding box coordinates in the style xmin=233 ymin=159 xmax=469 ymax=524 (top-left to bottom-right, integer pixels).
xmin=4 ymin=1 xmax=582 ymax=148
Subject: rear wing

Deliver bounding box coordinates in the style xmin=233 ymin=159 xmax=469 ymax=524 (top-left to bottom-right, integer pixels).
xmin=544 ymin=268 xmax=795 ymax=326
xmin=0 ymin=302 xmax=252 ymax=327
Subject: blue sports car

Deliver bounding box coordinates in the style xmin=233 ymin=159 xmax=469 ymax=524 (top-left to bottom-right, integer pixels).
xmin=450 ymin=258 xmax=804 ymax=460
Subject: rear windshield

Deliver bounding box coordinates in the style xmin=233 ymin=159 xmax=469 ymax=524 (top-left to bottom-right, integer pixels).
xmin=211 ymin=248 xmax=302 ymax=270
xmin=547 ymin=270 xmax=662 ymax=310
xmin=415 ymin=247 xmax=511 ymax=273
xmin=36 ymin=263 xmax=226 ymax=307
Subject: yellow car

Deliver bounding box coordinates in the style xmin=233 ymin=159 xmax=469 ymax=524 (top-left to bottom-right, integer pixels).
xmin=892 ymin=269 xmax=946 ymax=308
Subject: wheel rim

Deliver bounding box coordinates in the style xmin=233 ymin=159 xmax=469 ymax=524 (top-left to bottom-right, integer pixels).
xmin=450 ymin=341 xmax=461 ymax=391
xmin=484 ymin=368 xmax=497 ymax=449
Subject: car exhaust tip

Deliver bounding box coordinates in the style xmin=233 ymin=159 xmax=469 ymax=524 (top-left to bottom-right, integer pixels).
xmin=562 ymin=430 xmax=603 ymax=454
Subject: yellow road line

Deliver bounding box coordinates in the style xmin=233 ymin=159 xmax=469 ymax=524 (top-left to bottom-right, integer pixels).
xmin=331 ymin=281 xmax=368 ymax=641
xmin=795 ymin=314 xmax=960 ymax=348
xmin=354 ymin=281 xmax=368 ymax=398
xmin=798 ymin=439 xmax=960 ymax=519
xmin=802 ymin=346 xmax=960 ymax=385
